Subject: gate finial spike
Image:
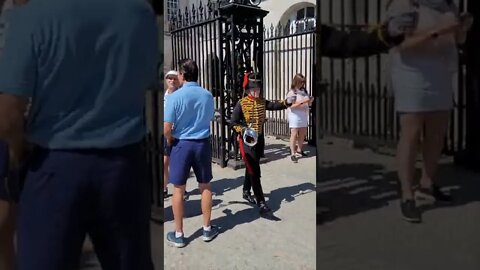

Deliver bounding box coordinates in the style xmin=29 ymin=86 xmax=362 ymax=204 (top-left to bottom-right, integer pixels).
xmin=199 ymin=1 xmax=204 ymax=20
xmin=207 ymin=0 xmax=214 ymax=19
xmin=192 ymin=4 xmax=197 ymax=23
xmin=276 ymin=22 xmax=282 ymax=37
xmin=284 ymin=20 xmax=291 ymax=36
xmin=177 ymin=9 xmax=183 ymax=28
xmin=184 ymin=6 xmax=190 ymax=26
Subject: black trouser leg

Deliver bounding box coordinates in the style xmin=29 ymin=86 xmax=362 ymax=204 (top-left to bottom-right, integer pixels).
xmin=243 ymin=146 xmax=264 ymax=203
xmin=243 ymin=170 xmax=252 ymax=192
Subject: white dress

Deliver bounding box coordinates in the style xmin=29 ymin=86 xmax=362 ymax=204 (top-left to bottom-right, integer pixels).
xmin=287 ymin=89 xmax=309 ymax=128
xmin=388 ymin=0 xmax=458 ymax=112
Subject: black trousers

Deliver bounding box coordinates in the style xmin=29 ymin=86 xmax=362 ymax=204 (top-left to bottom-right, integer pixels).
xmin=240 ymin=135 xmax=265 ymax=203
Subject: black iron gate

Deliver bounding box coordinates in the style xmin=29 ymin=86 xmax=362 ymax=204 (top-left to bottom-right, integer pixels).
xmin=263 ymin=22 xmax=317 ymax=144
xmin=169 ymin=0 xmax=268 ymax=168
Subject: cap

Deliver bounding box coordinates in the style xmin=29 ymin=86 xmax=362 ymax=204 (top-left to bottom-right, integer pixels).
xmin=165 ymin=70 xmax=178 ymax=78
xmin=246 ymin=72 xmax=262 ymax=90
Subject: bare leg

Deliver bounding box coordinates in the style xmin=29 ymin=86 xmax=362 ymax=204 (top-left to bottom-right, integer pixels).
xmin=198 ymin=183 xmax=212 ymax=227
xmin=172 ymin=184 xmax=186 ymax=234
xmin=420 ymin=111 xmax=450 ymax=188
xmin=290 ymin=128 xmax=298 ymax=155
xmin=397 ymin=113 xmax=423 ymax=201
xmin=296 ymin=127 xmax=308 ymax=153
xmin=0 ymin=201 xmax=15 ymax=270
xmin=163 ymin=156 xmax=169 ymax=191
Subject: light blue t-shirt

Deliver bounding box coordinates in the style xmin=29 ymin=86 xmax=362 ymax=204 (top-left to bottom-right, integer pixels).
xmin=0 ymin=0 xmax=159 ymax=149
xmin=164 ymin=82 xmax=214 ymax=140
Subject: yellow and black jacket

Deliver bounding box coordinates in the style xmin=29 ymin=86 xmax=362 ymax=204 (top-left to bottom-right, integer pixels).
xmin=231 ymin=96 xmax=290 ymax=136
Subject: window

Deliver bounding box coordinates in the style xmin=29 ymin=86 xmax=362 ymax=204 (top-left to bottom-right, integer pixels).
xmin=290 ymin=6 xmax=316 ymax=34
xmin=167 ymin=0 xmax=178 ymax=21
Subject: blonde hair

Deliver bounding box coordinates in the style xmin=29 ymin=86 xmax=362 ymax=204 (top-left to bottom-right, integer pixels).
xmin=290 ymin=73 xmax=305 ymax=90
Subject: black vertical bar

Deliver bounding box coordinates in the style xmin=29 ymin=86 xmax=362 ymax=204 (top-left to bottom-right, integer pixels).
xmin=376 ymin=0 xmax=382 ymax=140
xmin=219 ymin=18 xmax=227 ymax=167
xmin=364 ymin=0 xmax=370 ymax=137
xmin=340 ymin=0 xmax=345 ymax=135
xmin=310 ymin=31 xmax=315 ymax=143
xmin=352 ymin=10 xmax=358 ymax=135
xmin=316 ymin=0 xmax=322 ymax=181
xmin=329 ymin=0 xmax=334 ymax=135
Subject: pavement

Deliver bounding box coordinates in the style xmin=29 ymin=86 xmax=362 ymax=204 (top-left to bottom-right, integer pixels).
xmin=317 ymin=138 xmax=480 ymax=270
xmin=79 ymin=222 xmax=163 ymax=269
xmin=163 ymin=136 xmax=316 ymax=270
xmin=78 ymin=136 xmax=315 ymax=270
xmin=78 ymin=136 xmax=480 ymax=270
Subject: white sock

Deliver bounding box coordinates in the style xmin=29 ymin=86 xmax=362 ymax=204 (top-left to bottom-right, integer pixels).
xmin=175 ymin=231 xmax=183 ymax=238
xmin=203 ymin=225 xmax=211 ymax=231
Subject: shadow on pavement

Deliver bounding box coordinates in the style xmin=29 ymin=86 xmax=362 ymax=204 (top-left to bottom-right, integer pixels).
xmin=317 ymin=162 xmax=480 ymax=225
xmin=163 ymin=198 xmax=223 ymax=222
xmin=263 ymin=142 xmax=316 ymax=163
xmin=183 ymin=180 xmax=316 ymax=242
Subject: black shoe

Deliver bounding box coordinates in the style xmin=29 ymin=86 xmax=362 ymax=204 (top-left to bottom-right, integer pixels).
xmin=401 ymin=200 xmax=421 ymax=223
xmin=291 ymin=155 xmax=298 ymax=163
xmin=242 ymin=190 xmax=256 ymax=204
xmin=258 ymin=202 xmax=272 ymax=215
xmin=296 ymin=151 xmax=308 ymax=157
xmin=415 ymin=185 xmax=452 ymax=203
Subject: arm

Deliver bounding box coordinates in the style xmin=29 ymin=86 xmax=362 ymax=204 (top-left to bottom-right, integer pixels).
xmin=231 ymin=101 xmax=246 ymax=134
xmin=163 ymin=95 xmax=176 ymax=145
xmin=0 ymin=94 xmax=28 ymax=169
xmin=266 ymin=99 xmax=290 ymax=111
xmin=0 ymin=8 xmax=36 ymax=169
xmin=386 ymin=0 xmax=461 ymax=51
xmin=290 ymin=99 xmax=310 ymax=109
xmin=397 ymin=18 xmax=461 ymax=50
xmin=321 ymin=24 xmax=401 ymax=58
xmin=455 ymin=13 xmax=473 ymax=45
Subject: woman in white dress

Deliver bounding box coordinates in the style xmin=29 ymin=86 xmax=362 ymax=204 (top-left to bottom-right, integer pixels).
xmin=387 ymin=0 xmax=473 ymax=222
xmin=286 ymin=74 xmax=313 ymax=163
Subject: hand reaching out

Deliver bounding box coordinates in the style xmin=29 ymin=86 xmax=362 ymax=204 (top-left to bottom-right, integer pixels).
xmin=459 ymin=12 xmax=474 ymax=32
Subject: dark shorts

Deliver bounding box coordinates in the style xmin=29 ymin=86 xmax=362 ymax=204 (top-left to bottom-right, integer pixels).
xmin=163 ymin=136 xmax=172 ymax=157
xmin=16 ymin=142 xmax=153 ymax=270
xmin=169 ymin=138 xmax=212 ymax=186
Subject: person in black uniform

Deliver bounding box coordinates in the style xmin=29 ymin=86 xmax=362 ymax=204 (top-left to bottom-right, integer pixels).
xmin=231 ymin=73 xmax=296 ymax=214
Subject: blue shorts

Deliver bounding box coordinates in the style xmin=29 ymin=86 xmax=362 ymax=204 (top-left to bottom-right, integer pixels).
xmin=16 ymin=143 xmax=153 ymax=270
xmin=169 ymin=138 xmax=212 ymax=186
xmin=163 ymin=136 xmax=172 ymax=157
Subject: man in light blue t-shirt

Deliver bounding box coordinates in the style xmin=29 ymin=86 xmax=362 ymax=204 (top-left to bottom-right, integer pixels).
xmin=0 ymin=0 xmax=158 ymax=269
xmin=164 ymin=59 xmax=218 ymax=248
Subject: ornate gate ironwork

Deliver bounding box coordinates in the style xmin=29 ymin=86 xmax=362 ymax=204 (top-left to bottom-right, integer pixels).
xmin=169 ymin=0 xmax=268 ymax=168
